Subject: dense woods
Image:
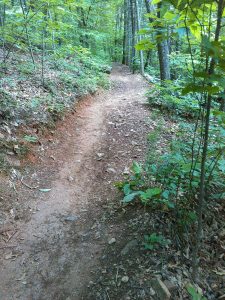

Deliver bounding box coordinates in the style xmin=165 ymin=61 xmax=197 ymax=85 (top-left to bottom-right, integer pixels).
xmin=0 ymin=0 xmax=225 ymax=299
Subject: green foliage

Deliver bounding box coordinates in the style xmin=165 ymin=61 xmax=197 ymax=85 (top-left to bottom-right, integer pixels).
xmin=187 ymin=285 xmax=207 ymax=300
xmin=143 ymin=233 xmax=170 ymax=250
xmin=0 ymin=49 xmax=110 ymax=124
xmin=0 ymin=89 xmax=17 ymax=120
xmin=147 ymin=81 xmax=200 ymax=118
xmin=17 ymin=62 xmax=35 ymax=75
xmin=23 ymin=135 xmax=38 ymax=143
xmin=118 ymin=114 xmax=224 ymax=228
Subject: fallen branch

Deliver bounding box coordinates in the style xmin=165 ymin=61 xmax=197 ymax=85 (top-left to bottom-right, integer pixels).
xmin=0 ymin=226 xmax=14 ymax=235
xmin=21 ymin=177 xmax=39 ymax=189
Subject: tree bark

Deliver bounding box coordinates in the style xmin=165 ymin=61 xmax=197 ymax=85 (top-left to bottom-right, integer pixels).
xmin=157 ymin=3 xmax=170 ymax=81
xmin=134 ymin=0 xmax=144 ymax=75
xmin=122 ymin=0 xmax=129 ymax=65
xmin=129 ymin=0 xmax=136 ymax=73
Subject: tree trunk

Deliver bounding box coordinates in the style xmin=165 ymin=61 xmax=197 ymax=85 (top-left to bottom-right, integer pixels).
xmin=129 ymin=0 xmax=136 ymax=73
xmin=134 ymin=0 xmax=144 ymax=75
xmin=144 ymin=0 xmax=154 ymax=69
xmin=122 ymin=0 xmax=128 ymax=65
xmin=157 ymin=3 xmax=170 ymax=81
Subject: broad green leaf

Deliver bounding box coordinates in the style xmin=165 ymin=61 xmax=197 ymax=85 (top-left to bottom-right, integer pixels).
xmin=122 ymin=191 xmax=143 ymax=203
xmin=152 ymin=0 xmax=161 ymax=4
xmin=142 ymin=187 xmax=162 ymax=200
xmin=164 ymin=11 xmax=177 ymax=21
xmin=187 ymin=284 xmax=207 ymax=300
xmin=123 ymin=184 xmax=131 ymax=196
xmin=135 ymin=39 xmax=155 ymax=51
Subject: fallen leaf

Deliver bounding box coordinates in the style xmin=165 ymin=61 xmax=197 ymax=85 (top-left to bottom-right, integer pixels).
xmin=39 ymin=188 xmax=51 ymax=192
xmin=213 ymin=268 xmax=225 ymax=276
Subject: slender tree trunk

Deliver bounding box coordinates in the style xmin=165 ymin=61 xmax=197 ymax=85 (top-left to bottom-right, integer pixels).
xmin=144 ymin=0 xmax=154 ymax=69
xmin=19 ymin=0 xmax=36 ymax=67
xmin=144 ymin=50 xmax=152 ymax=69
xmin=192 ymin=0 xmax=224 ymax=281
xmin=114 ymin=9 xmax=119 ymax=61
xmin=122 ymin=0 xmax=128 ymax=65
xmin=134 ymin=0 xmax=144 ymax=75
xmin=157 ymin=3 xmax=170 ymax=81
xmin=0 ymin=3 xmax=7 ymax=71
xmin=130 ymin=0 xmax=136 ymax=73
xmin=41 ymin=30 xmax=45 ymax=86
xmin=126 ymin=0 xmax=131 ymax=66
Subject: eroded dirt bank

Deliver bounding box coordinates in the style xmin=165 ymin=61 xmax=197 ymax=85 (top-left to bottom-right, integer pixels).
xmin=0 ymin=65 xmax=152 ymax=299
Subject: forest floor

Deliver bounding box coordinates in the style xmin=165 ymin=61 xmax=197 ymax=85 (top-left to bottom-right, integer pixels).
xmin=0 ymin=65 xmax=222 ymax=300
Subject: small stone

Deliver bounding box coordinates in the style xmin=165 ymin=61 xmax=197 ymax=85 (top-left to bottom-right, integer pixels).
xmin=123 ymin=167 xmax=130 ymax=175
xmin=0 ymin=133 xmax=5 ymax=139
xmin=150 ymin=277 xmax=171 ymax=300
xmin=108 ymin=238 xmax=116 ymax=245
xmin=63 ymin=215 xmax=78 ymax=222
xmin=96 ymin=153 xmax=104 ymax=161
xmin=68 ymin=176 xmax=74 ymax=182
xmin=6 ymin=151 xmax=15 ymax=156
xmin=149 ymin=288 xmax=156 ymax=296
xmin=121 ymin=276 xmax=129 ymax=283
xmin=219 ymin=229 xmax=225 ymax=238
xmin=106 ymin=167 xmax=116 ymax=174
xmin=95 ymin=231 xmax=101 ymax=239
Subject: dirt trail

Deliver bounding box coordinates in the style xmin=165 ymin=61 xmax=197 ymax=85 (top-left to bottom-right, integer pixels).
xmin=0 ymin=64 xmax=151 ymax=300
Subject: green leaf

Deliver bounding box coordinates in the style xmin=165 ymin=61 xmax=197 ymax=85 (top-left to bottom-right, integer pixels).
xmin=23 ymin=135 xmax=38 ymax=143
xmin=182 ymin=84 xmax=220 ymax=95
xmin=122 ymin=191 xmax=143 ymax=203
xmin=162 ymin=190 xmax=170 ymax=199
xmin=135 ymin=39 xmax=155 ymax=51
xmin=187 ymin=284 xmax=207 ymax=300
xmin=123 ymin=184 xmax=131 ymax=196
xmin=152 ymin=0 xmax=161 ymax=4
xmin=164 ymin=11 xmax=177 ymax=21
xmin=138 ymin=28 xmax=151 ymax=35
xmin=145 ymin=187 xmax=162 ymax=198
xmin=131 ymin=162 xmax=143 ymax=175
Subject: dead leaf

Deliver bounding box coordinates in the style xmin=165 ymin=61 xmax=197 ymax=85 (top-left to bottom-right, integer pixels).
xmin=213 ymin=268 xmax=225 ymax=276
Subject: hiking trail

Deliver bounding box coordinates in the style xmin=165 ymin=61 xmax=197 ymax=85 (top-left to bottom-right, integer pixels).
xmin=0 ymin=65 xmax=152 ymax=300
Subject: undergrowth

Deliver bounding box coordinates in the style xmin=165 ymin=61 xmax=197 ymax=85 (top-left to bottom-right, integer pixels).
xmin=0 ymin=47 xmax=111 ymax=171
xmin=0 ymin=47 xmax=111 ymax=125
xmin=117 ymin=90 xmax=225 ymax=248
